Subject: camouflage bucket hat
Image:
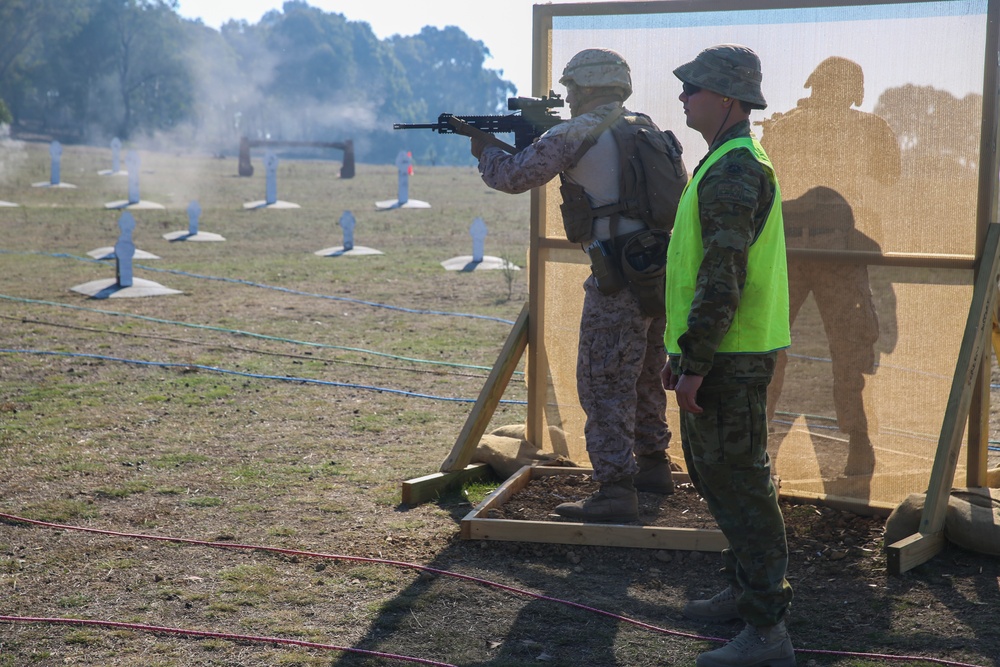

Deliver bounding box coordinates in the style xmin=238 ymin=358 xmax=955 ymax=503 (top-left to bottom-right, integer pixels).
xmin=559 ymin=48 xmax=633 ymax=100
xmin=673 ymin=44 xmax=767 ymax=109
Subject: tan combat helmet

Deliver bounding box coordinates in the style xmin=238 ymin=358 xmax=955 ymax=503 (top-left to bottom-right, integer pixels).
xmin=673 ymin=44 xmax=767 ymax=109
xmin=559 ymin=48 xmax=633 ymax=100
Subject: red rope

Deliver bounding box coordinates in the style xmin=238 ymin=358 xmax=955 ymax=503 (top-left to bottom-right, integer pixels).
xmin=0 ymin=512 xmax=986 ymax=667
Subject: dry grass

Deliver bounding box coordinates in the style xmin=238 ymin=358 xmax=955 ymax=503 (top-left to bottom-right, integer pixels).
xmin=1 ymin=140 xmax=998 ymax=667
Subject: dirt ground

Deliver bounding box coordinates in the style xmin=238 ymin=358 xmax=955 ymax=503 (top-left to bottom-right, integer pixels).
xmin=1 ymin=141 xmax=999 ymax=666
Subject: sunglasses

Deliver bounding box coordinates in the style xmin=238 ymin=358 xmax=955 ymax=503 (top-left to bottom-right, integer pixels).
xmin=682 ymin=82 xmax=702 ymax=96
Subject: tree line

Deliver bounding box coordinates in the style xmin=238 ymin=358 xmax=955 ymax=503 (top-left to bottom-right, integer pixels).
xmin=0 ymin=0 xmax=516 ymax=165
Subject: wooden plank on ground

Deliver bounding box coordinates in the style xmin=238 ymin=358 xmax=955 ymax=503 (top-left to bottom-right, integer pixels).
xmin=460 ymin=466 xmax=728 ymax=551
xmin=439 ymin=302 xmax=529 ymax=473
xmin=401 ymin=463 xmax=492 ymax=506
xmin=886 ymin=531 xmax=947 ymax=576
xmin=887 ymin=223 xmax=1000 ymax=574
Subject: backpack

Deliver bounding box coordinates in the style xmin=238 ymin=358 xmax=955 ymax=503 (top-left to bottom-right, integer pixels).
xmin=609 ymin=112 xmax=688 ymax=232
xmin=559 ymin=109 xmax=687 ymax=241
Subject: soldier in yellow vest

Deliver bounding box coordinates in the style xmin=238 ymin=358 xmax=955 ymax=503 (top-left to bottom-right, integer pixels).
xmin=661 ymin=45 xmax=795 ymax=667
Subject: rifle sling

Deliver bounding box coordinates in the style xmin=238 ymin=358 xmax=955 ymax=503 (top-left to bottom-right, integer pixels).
xmin=570 ymin=105 xmax=625 ymax=166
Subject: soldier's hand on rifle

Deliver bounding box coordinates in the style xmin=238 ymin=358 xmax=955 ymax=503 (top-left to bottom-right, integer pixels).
xmin=470 ymin=135 xmax=489 ymax=160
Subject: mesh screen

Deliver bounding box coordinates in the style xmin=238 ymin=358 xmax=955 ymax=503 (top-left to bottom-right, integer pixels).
xmin=530 ymin=0 xmax=990 ymax=509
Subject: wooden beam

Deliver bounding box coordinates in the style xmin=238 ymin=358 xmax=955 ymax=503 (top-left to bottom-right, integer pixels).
xmin=887 ymin=223 xmax=1000 ymax=574
xmin=461 ymin=466 xmax=728 ymax=551
xmin=401 ymin=463 xmax=493 ymax=506
xmin=439 ymin=303 xmax=529 ymax=473
xmin=886 ymin=531 xmax=947 ymax=576
xmin=967 ymin=348 xmax=990 ymax=487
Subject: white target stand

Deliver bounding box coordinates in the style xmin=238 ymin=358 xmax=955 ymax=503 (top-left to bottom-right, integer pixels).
xmin=32 ymin=141 xmax=76 ymax=189
xmin=73 ymin=211 xmax=180 ymax=298
xmin=104 ymin=150 xmax=164 ymax=210
xmin=163 ymin=201 xmax=225 ymax=242
xmin=376 ymin=150 xmax=430 ymax=210
xmin=97 ymin=138 xmax=128 ymax=176
xmin=315 ymin=210 xmax=383 ymax=257
xmin=441 ymin=217 xmax=520 ymax=272
xmin=243 ymin=153 xmax=300 ymax=209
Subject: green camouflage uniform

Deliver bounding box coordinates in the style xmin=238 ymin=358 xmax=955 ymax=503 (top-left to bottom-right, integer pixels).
xmin=669 ymin=120 xmax=793 ymax=627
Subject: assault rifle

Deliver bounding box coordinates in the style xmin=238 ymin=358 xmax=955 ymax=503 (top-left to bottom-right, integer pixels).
xmin=393 ymin=91 xmax=565 ymax=154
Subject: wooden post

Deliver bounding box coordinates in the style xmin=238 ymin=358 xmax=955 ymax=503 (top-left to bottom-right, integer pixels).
xmin=439 ymin=303 xmax=529 ymax=472
xmin=887 ymin=223 xmax=1000 ymax=574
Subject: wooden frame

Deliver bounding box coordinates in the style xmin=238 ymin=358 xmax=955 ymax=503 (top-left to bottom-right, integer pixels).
xmin=461 ymin=465 xmax=728 ymax=551
xmin=405 ymin=1 xmax=1000 ymax=567
xmin=886 ymin=224 xmax=1000 ymax=573
xmin=400 ymin=303 xmax=528 ymax=505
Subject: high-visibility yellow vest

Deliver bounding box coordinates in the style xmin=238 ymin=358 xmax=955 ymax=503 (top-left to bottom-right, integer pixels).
xmin=664 ymin=136 xmax=790 ymax=355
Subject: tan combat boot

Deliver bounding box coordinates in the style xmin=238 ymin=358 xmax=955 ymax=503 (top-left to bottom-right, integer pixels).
xmin=696 ymin=621 xmax=796 ymax=667
xmin=553 ymin=477 xmax=638 ymax=523
xmin=683 ymin=585 xmax=742 ymax=623
xmin=633 ymin=450 xmax=674 ymax=494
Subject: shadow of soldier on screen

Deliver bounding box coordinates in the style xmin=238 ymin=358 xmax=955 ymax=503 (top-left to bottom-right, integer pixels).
xmin=768 ymin=188 xmax=885 ymax=483
xmin=759 ymin=56 xmax=901 ymax=486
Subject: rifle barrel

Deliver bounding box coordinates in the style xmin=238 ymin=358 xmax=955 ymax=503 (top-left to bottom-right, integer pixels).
xmin=393 ymin=122 xmax=445 ymax=130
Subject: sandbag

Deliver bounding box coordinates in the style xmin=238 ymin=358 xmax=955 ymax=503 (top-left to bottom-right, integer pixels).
xmin=884 ymin=487 xmax=1000 ymax=557
xmin=946 ymin=488 xmax=1000 ymax=556
xmin=472 ymin=424 xmax=576 ymax=479
xmin=883 ymin=493 xmax=924 ymax=546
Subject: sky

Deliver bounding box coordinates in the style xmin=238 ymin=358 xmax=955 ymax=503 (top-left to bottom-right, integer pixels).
xmin=175 ymin=0 xmax=989 ymax=170
xmin=174 ymin=0 xmax=587 ymax=97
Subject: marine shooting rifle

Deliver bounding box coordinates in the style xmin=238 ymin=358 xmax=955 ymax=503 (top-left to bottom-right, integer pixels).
xmin=393 ymin=92 xmax=565 ymax=154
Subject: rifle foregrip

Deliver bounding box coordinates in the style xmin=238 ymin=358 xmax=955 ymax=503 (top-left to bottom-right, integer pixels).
xmin=448 ymin=117 xmax=517 ymax=154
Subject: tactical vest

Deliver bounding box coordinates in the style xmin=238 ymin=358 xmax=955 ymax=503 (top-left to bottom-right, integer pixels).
xmin=558 ymin=107 xmax=686 ymax=244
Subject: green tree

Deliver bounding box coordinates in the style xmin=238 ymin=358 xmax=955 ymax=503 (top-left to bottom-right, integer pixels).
xmin=92 ymin=0 xmax=193 ymax=138
xmin=389 ymin=26 xmax=515 ymax=164
xmin=0 ymin=0 xmax=92 ymax=127
xmin=0 ymin=0 xmax=515 ymax=162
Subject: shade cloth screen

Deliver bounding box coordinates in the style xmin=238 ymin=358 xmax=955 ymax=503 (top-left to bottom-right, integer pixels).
xmin=530 ymin=0 xmax=990 ymax=509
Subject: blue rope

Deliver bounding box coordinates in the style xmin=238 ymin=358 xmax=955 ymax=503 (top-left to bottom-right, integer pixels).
xmin=0 ymin=294 xmax=522 ymax=375
xmin=0 ymin=349 xmax=528 ymax=405
xmin=0 ymin=250 xmax=516 ymax=325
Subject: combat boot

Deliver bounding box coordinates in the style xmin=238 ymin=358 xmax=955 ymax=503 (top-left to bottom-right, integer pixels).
xmin=633 ymin=451 xmax=674 ymax=494
xmin=696 ymin=621 xmax=796 ymax=667
xmin=683 ymin=585 xmax=742 ymax=623
xmin=554 ymin=477 xmax=638 ymax=523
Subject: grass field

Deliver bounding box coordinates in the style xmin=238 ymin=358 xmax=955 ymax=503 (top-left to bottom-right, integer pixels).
xmin=2 ymin=138 xmax=999 ymax=667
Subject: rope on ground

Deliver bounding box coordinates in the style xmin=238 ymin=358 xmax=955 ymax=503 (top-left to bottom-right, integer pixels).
xmin=0 ymin=513 xmax=985 ymax=667
xmin=0 ymin=349 xmax=528 ymax=405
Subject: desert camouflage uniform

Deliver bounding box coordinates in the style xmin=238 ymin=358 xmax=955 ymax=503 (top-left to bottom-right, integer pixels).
xmin=479 ymin=103 xmax=671 ymax=484
xmin=669 ymin=120 xmax=792 ymax=627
